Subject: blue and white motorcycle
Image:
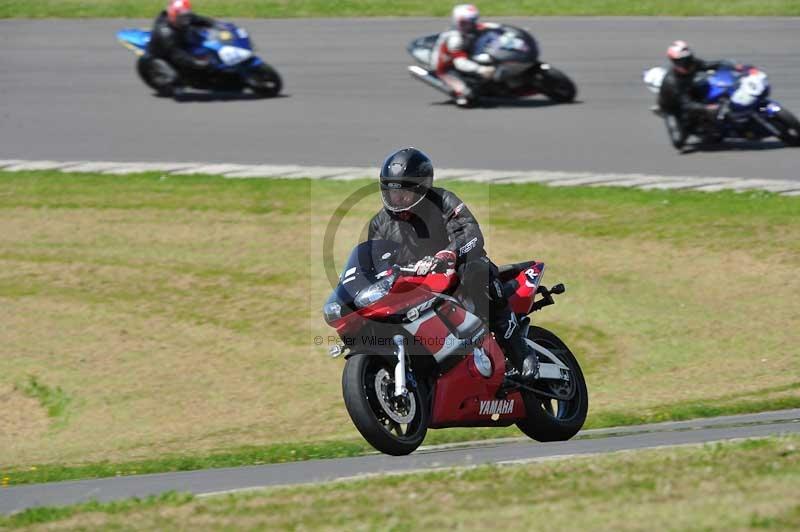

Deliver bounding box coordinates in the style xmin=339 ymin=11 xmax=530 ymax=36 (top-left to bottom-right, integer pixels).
xmin=117 ymin=22 xmax=282 ymax=97
xmin=643 ymin=65 xmax=800 ymax=150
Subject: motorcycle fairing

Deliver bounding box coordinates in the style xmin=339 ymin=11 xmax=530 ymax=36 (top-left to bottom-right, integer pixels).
xmin=429 ymin=334 xmax=526 ymax=428
xmin=117 ymin=29 xmax=151 ymax=55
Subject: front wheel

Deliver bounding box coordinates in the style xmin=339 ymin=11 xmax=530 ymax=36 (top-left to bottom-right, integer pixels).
xmin=516 ymin=326 xmax=588 ymax=442
xmin=539 ymin=67 xmax=577 ymax=103
xmin=664 ymin=113 xmax=689 ymax=150
xmin=245 ymin=63 xmax=282 ymax=97
xmin=770 ymin=108 xmax=800 ymax=146
xmin=342 ymin=353 xmax=429 ymax=456
xmin=136 ymin=56 xmax=178 ymax=96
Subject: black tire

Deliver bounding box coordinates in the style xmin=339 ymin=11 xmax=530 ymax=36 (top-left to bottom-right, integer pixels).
xmin=136 ymin=56 xmax=177 ymax=97
xmin=516 ymin=326 xmax=588 ymax=442
xmin=342 ymin=353 xmax=428 ymax=456
xmin=245 ymin=63 xmax=282 ymax=97
xmin=540 ymin=67 xmax=577 ymax=103
xmin=770 ymin=108 xmax=800 ymax=147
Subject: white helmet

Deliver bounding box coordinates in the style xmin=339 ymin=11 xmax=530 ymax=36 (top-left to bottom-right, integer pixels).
xmin=452 ymin=4 xmax=479 ymax=33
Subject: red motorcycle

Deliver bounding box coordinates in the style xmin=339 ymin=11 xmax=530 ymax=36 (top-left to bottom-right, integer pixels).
xmin=323 ymin=240 xmax=588 ymax=456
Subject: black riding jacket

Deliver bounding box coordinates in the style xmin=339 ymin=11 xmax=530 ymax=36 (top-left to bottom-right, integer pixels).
xmin=148 ymin=11 xmax=215 ymax=71
xmin=659 ymin=59 xmax=733 ymax=116
xmin=368 ymin=187 xmax=486 ymax=268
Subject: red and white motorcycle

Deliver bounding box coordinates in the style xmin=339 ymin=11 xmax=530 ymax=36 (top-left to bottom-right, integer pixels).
xmin=323 ymin=240 xmax=588 ymax=455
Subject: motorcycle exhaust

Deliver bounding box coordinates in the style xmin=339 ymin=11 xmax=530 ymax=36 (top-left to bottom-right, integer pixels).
xmin=393 ymin=335 xmax=408 ymax=397
xmin=408 ymin=66 xmax=455 ymax=97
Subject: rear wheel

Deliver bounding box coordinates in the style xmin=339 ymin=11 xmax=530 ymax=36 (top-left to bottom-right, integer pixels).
xmin=245 ymin=63 xmax=282 ymax=97
xmin=539 ymin=67 xmax=577 ymax=103
xmin=770 ymin=108 xmax=800 ymax=146
xmin=516 ymin=326 xmax=588 ymax=442
xmin=342 ymin=353 xmax=428 ymax=456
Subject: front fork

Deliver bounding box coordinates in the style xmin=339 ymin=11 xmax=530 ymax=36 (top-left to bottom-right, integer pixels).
xmin=392 ymin=335 xmax=408 ymax=397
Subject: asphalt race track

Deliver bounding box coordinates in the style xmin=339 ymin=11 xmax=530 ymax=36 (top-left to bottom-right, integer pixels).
xmin=1 ymin=409 xmax=798 ymax=514
xmin=0 ymin=18 xmax=799 ymax=180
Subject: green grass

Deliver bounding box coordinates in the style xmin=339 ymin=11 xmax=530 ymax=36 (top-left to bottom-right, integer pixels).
xmin=3 ymin=388 xmax=799 ymax=487
xmin=1 ymin=0 xmax=799 ymax=18
xmin=2 ymin=436 xmax=798 ymax=530
xmin=0 ymin=492 xmax=192 ymax=529
xmin=0 ymin=170 xmax=798 ymax=486
xmin=14 ymin=376 xmax=73 ymax=427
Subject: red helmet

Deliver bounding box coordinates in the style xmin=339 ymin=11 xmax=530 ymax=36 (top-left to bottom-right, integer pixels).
xmin=667 ymin=40 xmax=696 ymax=75
xmin=167 ymin=0 xmax=192 ymax=27
xmin=452 ymin=4 xmax=479 ymax=34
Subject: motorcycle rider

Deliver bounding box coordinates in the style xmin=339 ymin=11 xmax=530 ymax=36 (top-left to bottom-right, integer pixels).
xmin=659 ymin=40 xmax=739 ymax=146
xmin=144 ymin=0 xmax=216 ymax=93
xmin=432 ymin=4 xmax=500 ymax=107
xmin=368 ymin=147 xmax=539 ymax=382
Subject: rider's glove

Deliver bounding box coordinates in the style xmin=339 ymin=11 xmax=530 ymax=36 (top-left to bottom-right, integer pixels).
xmin=413 ymin=256 xmax=437 ymax=276
xmin=477 ymin=65 xmax=496 ymax=80
xmin=433 ymin=250 xmax=457 ymax=273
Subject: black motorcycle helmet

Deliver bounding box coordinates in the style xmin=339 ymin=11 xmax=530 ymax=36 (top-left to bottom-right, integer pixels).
xmin=379 ymin=147 xmax=434 ymax=213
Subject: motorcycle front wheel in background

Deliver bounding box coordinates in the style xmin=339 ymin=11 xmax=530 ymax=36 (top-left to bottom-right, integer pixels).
xmin=516 ymin=326 xmax=588 ymax=442
xmin=342 ymin=353 xmax=429 ymax=456
xmin=770 ymin=108 xmax=800 ymax=146
xmin=538 ymin=67 xmax=577 ymax=103
xmin=244 ymin=63 xmax=283 ymax=97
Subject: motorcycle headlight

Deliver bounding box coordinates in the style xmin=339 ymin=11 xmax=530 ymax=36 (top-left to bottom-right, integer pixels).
xmin=354 ymin=273 xmax=397 ymax=309
xmin=323 ymin=301 xmax=342 ymax=323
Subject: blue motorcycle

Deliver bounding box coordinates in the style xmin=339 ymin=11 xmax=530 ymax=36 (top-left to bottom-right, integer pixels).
xmin=117 ymin=22 xmax=282 ymax=97
xmin=644 ymin=65 xmax=800 ymax=150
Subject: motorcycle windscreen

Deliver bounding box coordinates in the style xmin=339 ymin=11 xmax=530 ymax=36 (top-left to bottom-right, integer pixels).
xmin=473 ymin=26 xmax=538 ymax=63
xmin=117 ymin=29 xmax=151 ymax=51
xmin=328 ymin=240 xmax=400 ymax=310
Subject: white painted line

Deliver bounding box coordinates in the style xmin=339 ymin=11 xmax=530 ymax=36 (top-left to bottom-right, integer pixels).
xmin=302 ymin=166 xmax=374 ymax=179
xmin=638 ymin=178 xmax=729 ymax=191
xmin=722 ymin=179 xmax=800 ymax=193
xmin=547 ymin=175 xmax=640 ymax=187
xmin=172 ymin=164 xmax=252 ymax=176
xmin=1 ymin=159 xmax=799 ymax=196
xmin=224 ymin=165 xmax=310 ymax=179
xmin=686 ymin=179 xmax=753 ymax=192
xmin=3 ymin=160 xmax=74 ymax=171
xmin=433 ymin=169 xmax=473 ymax=181
xmin=0 ymin=160 xmax=25 ymax=169
xmin=101 ymin=163 xmax=197 ymax=175
xmin=494 ymin=171 xmax=594 ymax=184
xmin=59 ymin=161 xmax=132 ymax=173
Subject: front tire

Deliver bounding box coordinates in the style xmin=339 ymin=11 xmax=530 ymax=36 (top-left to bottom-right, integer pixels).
xmin=136 ymin=56 xmax=178 ymax=97
xmin=245 ymin=63 xmax=282 ymax=97
xmin=664 ymin=113 xmax=689 ymax=150
xmin=770 ymin=108 xmax=800 ymax=146
xmin=539 ymin=67 xmax=577 ymax=103
xmin=342 ymin=353 xmax=429 ymax=456
xmin=516 ymin=326 xmax=588 ymax=442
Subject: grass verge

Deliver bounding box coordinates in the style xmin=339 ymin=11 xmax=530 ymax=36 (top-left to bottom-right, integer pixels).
xmin=2 ymin=436 xmax=798 ymax=530
xmin=1 ymin=0 xmax=799 ymax=18
xmin=0 ymin=170 xmax=798 ymax=483
xmin=3 ymin=391 xmax=799 ymax=487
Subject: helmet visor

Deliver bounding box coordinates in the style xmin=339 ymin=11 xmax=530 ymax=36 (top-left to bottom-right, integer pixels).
xmin=381 ymin=182 xmax=427 ymax=212
xmin=672 ymin=56 xmax=694 ymax=74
